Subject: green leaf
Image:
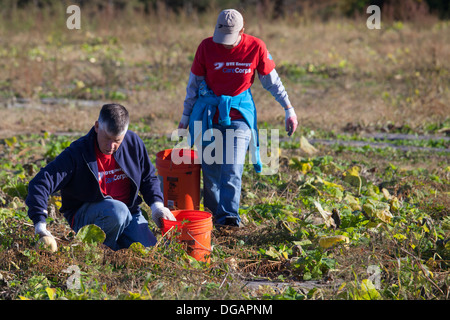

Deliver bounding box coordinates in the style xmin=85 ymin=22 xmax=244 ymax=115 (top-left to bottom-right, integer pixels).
xmin=45 ymin=287 xmax=56 ymax=300
xmin=4 ymin=181 xmax=28 ymax=198
xmin=265 ymin=246 xmax=280 ymax=259
xmin=293 ymin=240 xmax=312 ymax=247
xmin=129 ymin=242 xmax=148 ymax=256
xmin=303 ymin=272 xmax=312 ymax=281
xmin=363 ymin=199 xmax=393 ymax=224
xmin=76 ymin=224 xmax=106 ymax=244
xmin=358 ymin=279 xmax=381 ymax=300
xmin=5 ymin=136 xmax=17 ymax=148
xmin=343 ymin=166 xmax=366 ymax=193
xmin=344 ymin=194 xmax=361 ymax=211
xmin=122 ymin=291 xmax=143 ymax=300
xmin=186 ymin=255 xmax=202 ymax=268
xmin=299 ymin=136 xmax=318 ymax=155
xmin=289 ymin=157 xmax=313 ymax=174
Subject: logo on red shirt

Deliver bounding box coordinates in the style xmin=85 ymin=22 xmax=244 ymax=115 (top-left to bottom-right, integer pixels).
xmin=95 ymin=142 xmax=131 ymax=204
xmin=214 ymin=62 xmax=224 ymax=69
xmin=214 ymin=61 xmax=252 ymax=74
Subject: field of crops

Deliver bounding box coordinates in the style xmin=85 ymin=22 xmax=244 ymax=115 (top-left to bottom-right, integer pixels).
xmin=0 ymin=1 xmax=449 ymax=303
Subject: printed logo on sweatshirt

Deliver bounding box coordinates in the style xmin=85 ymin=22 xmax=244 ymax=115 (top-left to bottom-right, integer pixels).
xmin=98 ymin=168 xmax=128 ymax=184
xmin=214 ymin=61 xmax=252 ymax=74
xmin=214 ymin=62 xmax=224 ymax=70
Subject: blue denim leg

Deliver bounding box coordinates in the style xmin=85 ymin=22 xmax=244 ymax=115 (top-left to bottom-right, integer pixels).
xmin=202 ymin=160 xmax=221 ymax=216
xmin=116 ymin=210 xmax=157 ymax=249
xmin=202 ymin=120 xmax=251 ymax=226
xmin=72 ymin=197 xmax=156 ymax=250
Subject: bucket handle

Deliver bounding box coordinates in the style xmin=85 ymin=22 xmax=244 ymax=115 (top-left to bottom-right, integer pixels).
xmin=169 ymin=149 xmax=174 ymax=171
xmin=186 ymin=230 xmax=213 ymax=253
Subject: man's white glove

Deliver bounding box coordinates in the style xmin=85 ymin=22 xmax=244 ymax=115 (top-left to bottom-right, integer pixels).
xmin=34 ymin=221 xmax=53 ymax=238
xmin=285 ymin=107 xmax=298 ymax=136
xmin=151 ymin=202 xmax=176 ymax=228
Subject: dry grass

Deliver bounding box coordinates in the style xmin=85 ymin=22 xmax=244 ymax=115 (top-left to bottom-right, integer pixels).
xmin=0 ymin=5 xmax=449 ymax=138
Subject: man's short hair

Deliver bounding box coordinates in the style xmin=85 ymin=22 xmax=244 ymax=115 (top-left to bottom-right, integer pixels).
xmin=98 ymin=104 xmax=129 ymax=136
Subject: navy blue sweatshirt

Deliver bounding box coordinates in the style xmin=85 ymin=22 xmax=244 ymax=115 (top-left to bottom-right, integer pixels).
xmin=26 ymin=127 xmax=163 ymax=226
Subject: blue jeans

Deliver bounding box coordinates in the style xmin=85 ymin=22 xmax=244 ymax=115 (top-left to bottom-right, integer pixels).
xmin=72 ymin=197 xmax=157 ymax=250
xmin=201 ymin=119 xmax=251 ymax=226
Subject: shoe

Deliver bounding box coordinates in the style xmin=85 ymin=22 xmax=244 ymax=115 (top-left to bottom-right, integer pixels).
xmin=224 ymin=216 xmax=240 ymax=227
xmin=214 ymin=216 xmax=240 ymax=232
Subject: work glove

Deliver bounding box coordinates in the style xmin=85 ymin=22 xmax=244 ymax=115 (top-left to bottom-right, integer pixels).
xmin=178 ymin=114 xmax=190 ymax=129
xmin=285 ymin=107 xmax=298 ymax=136
xmin=151 ymin=202 xmax=176 ymax=228
xmin=34 ymin=221 xmax=53 ymax=238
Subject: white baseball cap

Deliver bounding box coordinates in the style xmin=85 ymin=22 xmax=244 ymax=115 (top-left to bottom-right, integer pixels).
xmin=213 ymin=9 xmax=244 ymax=45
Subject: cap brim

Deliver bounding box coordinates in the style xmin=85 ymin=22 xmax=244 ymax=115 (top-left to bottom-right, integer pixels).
xmin=213 ymin=26 xmax=239 ymax=45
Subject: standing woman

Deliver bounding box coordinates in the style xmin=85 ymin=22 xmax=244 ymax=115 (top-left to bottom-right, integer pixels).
xmin=178 ymin=9 xmax=298 ymax=227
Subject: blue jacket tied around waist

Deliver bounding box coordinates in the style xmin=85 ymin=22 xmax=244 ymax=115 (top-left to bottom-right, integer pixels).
xmin=188 ymin=81 xmax=262 ymax=173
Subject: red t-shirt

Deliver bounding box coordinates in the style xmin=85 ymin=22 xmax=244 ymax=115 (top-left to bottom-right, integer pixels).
xmin=95 ymin=142 xmax=131 ymax=205
xmin=191 ymin=34 xmax=275 ymax=123
xmin=191 ymin=33 xmax=275 ymax=96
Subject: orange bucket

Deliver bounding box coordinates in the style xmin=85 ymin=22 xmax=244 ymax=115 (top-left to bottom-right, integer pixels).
xmin=155 ymin=149 xmax=201 ymax=210
xmin=161 ymin=210 xmax=213 ymax=263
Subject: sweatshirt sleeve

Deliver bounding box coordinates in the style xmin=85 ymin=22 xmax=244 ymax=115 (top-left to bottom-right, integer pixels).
xmin=258 ymin=68 xmax=291 ymax=108
xmin=182 ymin=71 xmax=205 ymax=117
xmin=138 ymin=139 xmax=164 ymax=206
xmin=25 ymin=149 xmax=75 ymax=225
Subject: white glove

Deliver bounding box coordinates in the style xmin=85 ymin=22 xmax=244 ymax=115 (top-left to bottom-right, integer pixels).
xmin=178 ymin=114 xmax=190 ymax=129
xmin=34 ymin=221 xmax=53 ymax=238
xmin=151 ymin=202 xmax=176 ymax=228
xmin=285 ymin=107 xmax=298 ymax=136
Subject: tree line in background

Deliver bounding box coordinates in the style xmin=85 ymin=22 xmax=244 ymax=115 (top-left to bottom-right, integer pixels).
xmin=2 ymin=0 xmax=449 ymax=20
